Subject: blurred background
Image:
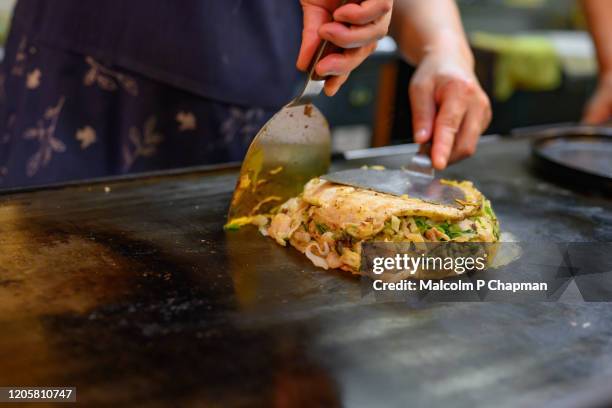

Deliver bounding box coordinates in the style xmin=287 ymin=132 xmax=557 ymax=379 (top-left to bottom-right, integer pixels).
xmin=0 ymin=0 xmax=598 ymax=153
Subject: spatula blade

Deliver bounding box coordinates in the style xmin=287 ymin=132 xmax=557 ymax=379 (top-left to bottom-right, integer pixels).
xmin=227 ymin=103 xmax=331 ymax=220
xmin=321 ymin=168 xmax=465 ymax=206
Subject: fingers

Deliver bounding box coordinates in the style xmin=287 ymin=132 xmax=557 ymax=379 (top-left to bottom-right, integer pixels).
xmin=583 ymin=92 xmax=612 ymax=125
xmin=296 ymin=4 xmax=332 ymax=71
xmin=448 ymin=103 xmax=489 ymax=164
xmin=316 ymin=39 xmax=375 ymax=96
xmin=409 ymin=77 xmax=436 ymax=144
xmin=298 ymin=0 xmax=392 ymax=94
xmin=324 ymin=73 xmax=350 ymax=96
xmin=298 ymin=0 xmax=390 ymax=70
xmin=333 ymin=0 xmax=393 ymax=25
xmin=319 ymin=18 xmax=389 ymax=49
xmin=431 ymin=83 xmax=470 ymax=169
xmin=408 ymin=48 xmax=491 ymax=169
xmin=583 ymin=74 xmax=612 ymax=124
xmin=316 ymin=42 xmax=376 ymax=77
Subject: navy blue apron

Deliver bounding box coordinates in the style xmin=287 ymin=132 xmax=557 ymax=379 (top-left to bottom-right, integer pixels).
xmin=0 ymin=0 xmax=303 ymax=188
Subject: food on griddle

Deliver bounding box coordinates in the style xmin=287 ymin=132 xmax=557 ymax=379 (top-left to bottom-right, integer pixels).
xmin=226 ymin=177 xmax=500 ymax=274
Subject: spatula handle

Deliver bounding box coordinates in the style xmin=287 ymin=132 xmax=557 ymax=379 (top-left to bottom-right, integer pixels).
xmin=306 ymin=0 xmax=364 ymax=82
xmin=409 ymin=142 xmax=434 ymax=177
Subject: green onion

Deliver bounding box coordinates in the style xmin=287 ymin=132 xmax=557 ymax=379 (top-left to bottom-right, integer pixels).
xmin=436 ymin=221 xmax=465 ymax=239
xmin=315 ymin=223 xmax=329 ymax=234
xmin=483 ymin=202 xmax=496 ymax=220
xmin=414 ymin=217 xmax=429 ymax=233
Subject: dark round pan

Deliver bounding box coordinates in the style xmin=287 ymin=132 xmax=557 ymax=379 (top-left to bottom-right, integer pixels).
xmin=530 ymin=126 xmax=612 ymax=195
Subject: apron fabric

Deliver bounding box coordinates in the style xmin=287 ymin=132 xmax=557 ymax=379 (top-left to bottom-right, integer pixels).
xmin=0 ymin=0 xmax=303 ymax=189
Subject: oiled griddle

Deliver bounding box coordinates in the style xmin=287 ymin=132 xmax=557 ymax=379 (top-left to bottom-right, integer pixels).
xmin=1 ymin=138 xmax=612 ymax=407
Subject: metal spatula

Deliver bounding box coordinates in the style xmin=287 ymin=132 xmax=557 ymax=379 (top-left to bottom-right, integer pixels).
xmin=228 ymin=1 xmax=356 ymax=220
xmin=322 ymin=145 xmax=467 ymax=207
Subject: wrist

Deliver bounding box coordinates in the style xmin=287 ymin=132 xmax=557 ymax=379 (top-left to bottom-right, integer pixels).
xmin=421 ymin=29 xmax=474 ymax=70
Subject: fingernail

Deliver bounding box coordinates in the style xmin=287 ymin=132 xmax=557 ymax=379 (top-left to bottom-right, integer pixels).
xmin=433 ymin=154 xmax=446 ymax=169
xmin=415 ymin=129 xmax=428 ymax=142
xmin=324 ymin=86 xmax=335 ymax=97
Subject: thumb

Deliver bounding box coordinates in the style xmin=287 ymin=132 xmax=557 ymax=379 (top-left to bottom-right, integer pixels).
xmin=297 ymin=5 xmax=331 ymax=71
xmin=409 ymin=78 xmax=436 ymax=143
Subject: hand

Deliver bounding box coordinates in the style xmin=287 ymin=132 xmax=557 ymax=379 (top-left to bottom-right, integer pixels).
xmin=583 ymin=73 xmax=612 ymax=124
xmin=297 ymin=0 xmax=393 ymax=96
xmin=410 ymin=48 xmax=491 ymax=170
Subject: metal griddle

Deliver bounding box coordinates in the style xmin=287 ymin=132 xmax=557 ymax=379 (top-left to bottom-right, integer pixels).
xmin=1 ymin=138 xmax=612 ymax=407
xmin=531 ymin=128 xmax=612 ymax=194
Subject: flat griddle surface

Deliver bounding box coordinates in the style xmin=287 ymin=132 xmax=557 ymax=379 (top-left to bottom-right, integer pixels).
xmin=1 ymin=138 xmax=612 ymax=407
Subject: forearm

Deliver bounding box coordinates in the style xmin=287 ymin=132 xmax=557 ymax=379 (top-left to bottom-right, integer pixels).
xmin=582 ymin=0 xmax=612 ymax=76
xmin=390 ymin=0 xmax=473 ymax=68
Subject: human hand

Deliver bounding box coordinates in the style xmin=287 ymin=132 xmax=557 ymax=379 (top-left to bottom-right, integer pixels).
xmin=296 ymin=0 xmax=393 ymax=96
xmin=583 ymin=73 xmax=612 ymax=124
xmin=409 ymin=47 xmax=491 ymax=170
